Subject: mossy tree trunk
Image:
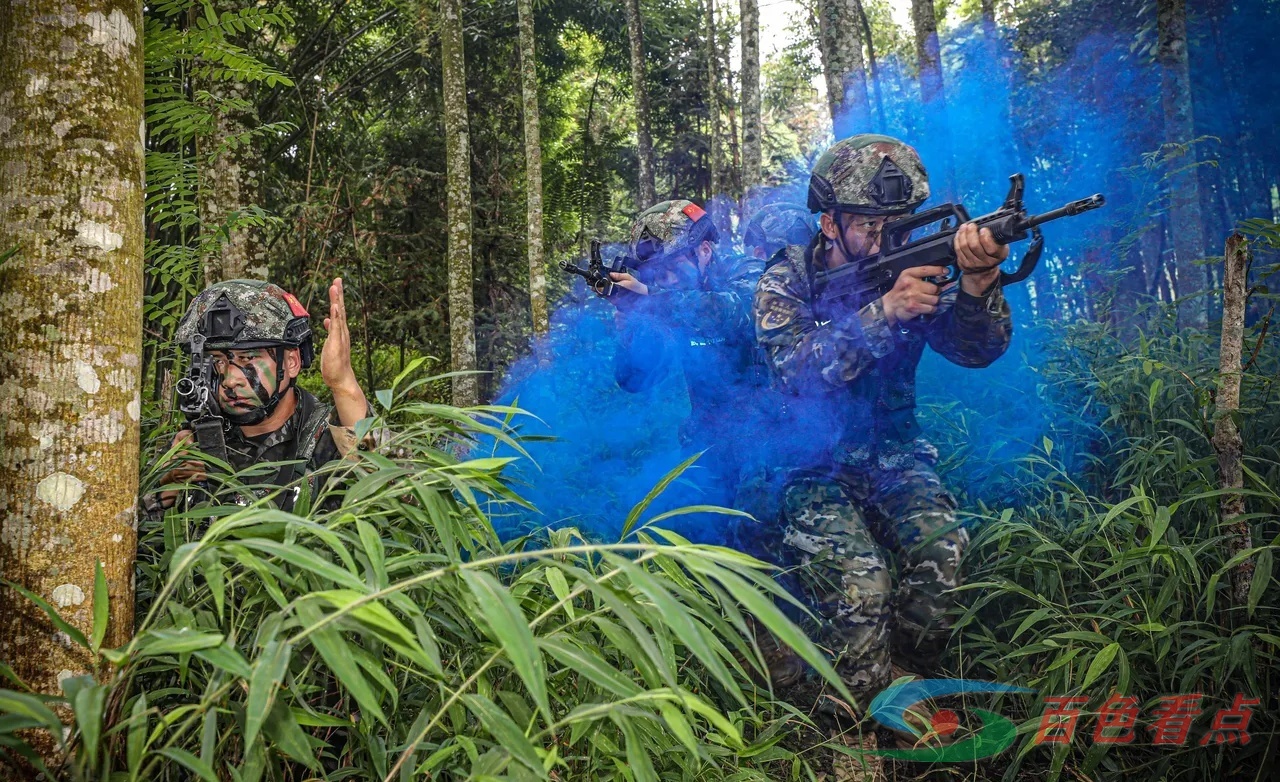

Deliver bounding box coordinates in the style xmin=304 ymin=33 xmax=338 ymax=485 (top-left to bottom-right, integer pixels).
xmin=0 ymin=0 xmax=143 ymax=697
xmin=517 ymin=0 xmax=547 ymax=336
xmin=816 ymin=0 xmax=870 ymax=138
xmin=440 ymin=0 xmax=477 ymax=406
xmin=1215 ymin=235 xmax=1251 ymax=613
xmin=200 ymin=0 xmax=265 ymax=284
xmin=910 ymin=0 xmax=952 ymax=196
xmin=624 ymin=0 xmax=656 ymax=209
xmin=740 ymin=0 xmax=761 ymax=197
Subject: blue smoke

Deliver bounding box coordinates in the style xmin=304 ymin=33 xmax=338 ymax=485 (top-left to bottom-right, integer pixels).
xmin=484 ymin=2 xmax=1276 ymax=541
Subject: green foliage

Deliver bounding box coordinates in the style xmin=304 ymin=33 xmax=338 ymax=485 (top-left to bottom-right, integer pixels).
xmin=944 ymin=315 xmax=1280 ymax=780
xmin=0 ymin=373 xmax=845 ymax=780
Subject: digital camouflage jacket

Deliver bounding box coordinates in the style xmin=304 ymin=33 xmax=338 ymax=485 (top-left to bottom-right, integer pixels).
xmin=753 ymin=234 xmax=1013 ymax=469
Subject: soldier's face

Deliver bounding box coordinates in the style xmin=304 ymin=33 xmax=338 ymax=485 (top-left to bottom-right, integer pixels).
xmin=211 ymin=348 xmax=291 ymax=414
xmin=841 ymin=215 xmax=888 ymax=263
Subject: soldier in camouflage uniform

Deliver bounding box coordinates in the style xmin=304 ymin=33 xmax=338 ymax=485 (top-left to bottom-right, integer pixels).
xmin=607 ymin=199 xmax=768 ymax=507
xmin=743 ymin=202 xmax=816 ymax=268
xmin=751 ymin=134 xmax=1013 ymax=706
xmin=152 ymin=277 xmax=373 ymax=513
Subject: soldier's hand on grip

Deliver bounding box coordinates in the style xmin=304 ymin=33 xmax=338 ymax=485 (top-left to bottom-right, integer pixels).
xmin=954 ymin=222 xmax=1009 ymax=296
xmin=882 ymin=265 xmax=946 ymax=326
xmin=158 ymin=430 xmax=207 ymax=508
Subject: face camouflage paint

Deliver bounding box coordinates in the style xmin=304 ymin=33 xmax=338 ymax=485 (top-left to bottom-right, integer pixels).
xmin=213 ymin=349 xmax=283 ymax=416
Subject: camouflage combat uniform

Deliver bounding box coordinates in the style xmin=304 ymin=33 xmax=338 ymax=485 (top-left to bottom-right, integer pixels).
xmin=613 ymin=201 xmax=770 ymax=507
xmin=750 ymin=136 xmax=1014 ymax=703
xmin=160 ymin=280 xmax=373 ymax=513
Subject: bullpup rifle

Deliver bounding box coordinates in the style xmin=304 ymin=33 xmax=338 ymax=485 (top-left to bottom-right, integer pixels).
xmin=813 ymin=174 xmax=1105 ymax=316
xmin=560 ymin=239 xmax=636 ymax=297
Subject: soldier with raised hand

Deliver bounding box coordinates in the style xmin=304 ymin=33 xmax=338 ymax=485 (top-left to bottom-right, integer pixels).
xmin=751 ymin=134 xmax=1013 ymax=707
xmin=152 ymin=277 xmax=373 ymax=512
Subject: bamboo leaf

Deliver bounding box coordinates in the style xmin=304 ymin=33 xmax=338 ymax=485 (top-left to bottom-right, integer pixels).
xmin=460 ymin=569 xmax=552 ymax=724
xmin=159 ymin=747 xmax=219 ymax=782
xmin=245 ymin=639 xmax=291 ymax=755
xmin=1082 ymin=643 xmax=1121 ymax=690
xmin=91 ymin=561 xmax=109 ymax=652
xmin=461 ymin=694 xmax=547 ymax=777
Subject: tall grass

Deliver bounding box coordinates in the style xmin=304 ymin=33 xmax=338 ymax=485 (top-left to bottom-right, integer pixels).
xmin=0 ymin=364 xmax=850 ymax=781
xmin=938 ymin=310 xmax=1280 ymax=781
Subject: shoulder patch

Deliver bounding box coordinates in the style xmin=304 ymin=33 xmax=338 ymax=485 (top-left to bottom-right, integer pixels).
xmin=757 ymin=294 xmax=799 ymax=331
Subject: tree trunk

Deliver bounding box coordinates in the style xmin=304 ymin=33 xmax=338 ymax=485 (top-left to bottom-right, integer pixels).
xmin=910 ymin=0 xmax=945 ymax=106
xmin=740 ymin=0 xmax=761 ymax=196
xmin=200 ymin=0 xmax=265 ymax=284
xmin=910 ymin=0 xmax=952 ymax=194
xmin=816 ymin=0 xmax=870 ymax=137
xmin=440 ymin=0 xmax=477 ymax=406
xmin=856 ymin=0 xmax=885 ymax=129
xmin=1157 ymin=0 xmax=1208 ymax=326
xmin=516 ymin=0 xmax=547 ymax=336
xmin=624 ymin=0 xmax=656 ymax=208
xmin=1215 ymin=235 xmax=1251 ymax=613
xmin=0 ymin=0 xmax=143 ymax=706
xmin=705 ymin=0 xmax=722 ymax=199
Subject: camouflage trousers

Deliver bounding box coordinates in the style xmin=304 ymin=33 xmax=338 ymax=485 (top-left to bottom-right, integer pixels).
xmin=740 ymin=455 xmax=967 ymax=705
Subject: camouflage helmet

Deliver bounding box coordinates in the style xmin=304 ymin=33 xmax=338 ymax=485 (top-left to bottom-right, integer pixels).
xmin=629 ymin=199 xmax=719 ymax=263
xmin=175 ymin=279 xmax=315 ymax=368
xmin=744 ymin=202 xmax=815 ymax=258
xmin=807 ymin=134 xmax=930 ymax=216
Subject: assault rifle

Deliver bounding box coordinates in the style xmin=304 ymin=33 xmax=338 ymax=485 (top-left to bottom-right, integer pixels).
xmin=174 ymin=332 xmax=230 ymax=488
xmin=812 ymin=174 xmax=1105 ymax=317
xmin=559 ymin=239 xmax=636 ymax=297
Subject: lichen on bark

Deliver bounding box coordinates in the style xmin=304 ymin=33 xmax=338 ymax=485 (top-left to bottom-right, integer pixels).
xmin=0 ymin=0 xmax=143 ymax=698
xmin=517 ymin=0 xmax=548 ymax=336
xmin=439 ymin=0 xmax=477 ymax=406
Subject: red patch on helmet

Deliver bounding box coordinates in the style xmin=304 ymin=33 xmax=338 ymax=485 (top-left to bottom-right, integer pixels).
xmin=681 ymin=203 xmax=707 ymax=222
xmin=281 ymin=292 xmax=309 ymax=317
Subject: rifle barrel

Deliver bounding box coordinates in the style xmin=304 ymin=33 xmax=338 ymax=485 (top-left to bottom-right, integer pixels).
xmin=1022 ymin=193 xmax=1106 ymax=230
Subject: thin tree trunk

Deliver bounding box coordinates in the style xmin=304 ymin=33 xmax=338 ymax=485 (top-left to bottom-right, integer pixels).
xmin=856 ymin=0 xmax=885 ymax=129
xmin=740 ymin=0 xmax=761 ymax=196
xmin=1157 ymin=0 xmax=1208 ymax=326
xmin=516 ymin=0 xmax=547 ymax=335
xmin=911 ymin=0 xmax=953 ymax=194
xmin=200 ymin=0 xmax=265 ymax=284
xmin=816 ymin=0 xmax=870 ymax=137
xmin=1215 ymin=234 xmax=1251 ymax=612
xmin=911 ymin=0 xmax=945 ymax=105
xmin=440 ymin=0 xmax=477 ymax=406
xmin=624 ymin=0 xmax=656 ymax=208
xmin=722 ymin=24 xmax=741 ymax=199
xmin=705 ymin=0 xmax=722 ymax=199
xmin=0 ymin=0 xmax=143 ymax=710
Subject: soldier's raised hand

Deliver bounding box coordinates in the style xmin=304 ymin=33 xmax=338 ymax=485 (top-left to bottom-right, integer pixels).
xmin=320 ymin=277 xmax=371 ymax=427
xmin=157 ymin=429 xmax=205 ymax=508
xmin=320 ymin=277 xmax=359 ymax=395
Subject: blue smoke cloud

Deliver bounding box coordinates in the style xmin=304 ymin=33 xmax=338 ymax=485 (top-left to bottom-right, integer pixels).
xmin=484 ymin=2 xmax=1276 ymax=542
